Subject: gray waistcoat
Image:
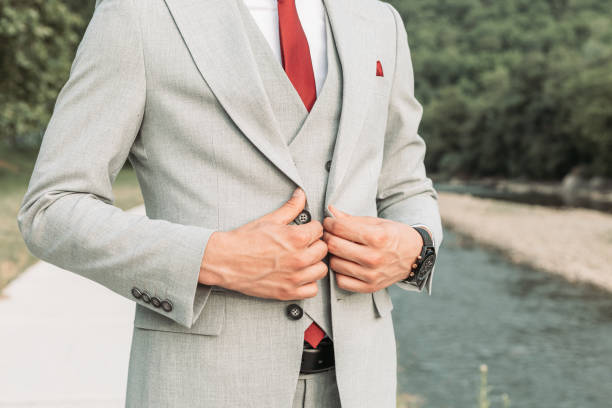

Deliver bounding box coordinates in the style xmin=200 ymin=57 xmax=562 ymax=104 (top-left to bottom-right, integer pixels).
xmin=235 ymin=0 xmax=343 ymax=340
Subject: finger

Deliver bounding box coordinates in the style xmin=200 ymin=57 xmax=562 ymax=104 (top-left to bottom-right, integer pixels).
xmin=290 ymin=239 xmax=328 ymax=268
xmin=289 ymin=220 xmax=324 ymax=246
xmin=327 ymin=205 xmax=381 ymax=224
xmin=323 ymin=231 xmax=377 ymax=267
xmin=282 ymin=239 xmax=327 ymax=270
xmin=329 ymin=255 xmax=372 ymax=283
xmin=307 ymin=239 xmax=329 ymax=262
xmin=293 ymin=281 xmax=319 ymax=299
xmin=335 ymin=273 xmax=373 ymax=293
xmin=259 ymin=187 xmax=306 ymax=225
xmin=323 ymin=216 xmax=376 ymax=245
xmin=293 ymin=261 xmax=329 ymax=286
xmin=350 ymin=215 xmax=384 ymax=225
xmin=327 ymin=204 xmax=349 ymax=218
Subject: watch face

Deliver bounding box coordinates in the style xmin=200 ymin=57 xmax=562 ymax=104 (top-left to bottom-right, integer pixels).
xmin=417 ymin=253 xmax=436 ymax=280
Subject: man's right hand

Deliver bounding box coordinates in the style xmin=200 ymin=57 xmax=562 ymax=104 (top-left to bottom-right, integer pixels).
xmin=198 ymin=188 xmax=329 ymax=300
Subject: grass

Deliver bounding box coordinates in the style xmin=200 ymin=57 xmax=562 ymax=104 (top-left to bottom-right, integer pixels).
xmin=396 ymin=365 xmax=510 ymax=408
xmin=479 ymin=364 xmax=510 ymax=408
xmin=0 ymin=143 xmax=144 ymax=291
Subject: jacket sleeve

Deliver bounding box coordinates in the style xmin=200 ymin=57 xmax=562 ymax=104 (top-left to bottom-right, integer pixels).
xmin=376 ymin=3 xmax=443 ymax=295
xmin=16 ymin=0 xmax=216 ymax=328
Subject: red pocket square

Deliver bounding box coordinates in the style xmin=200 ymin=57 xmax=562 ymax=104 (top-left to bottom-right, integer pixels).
xmin=376 ymin=60 xmax=384 ymax=77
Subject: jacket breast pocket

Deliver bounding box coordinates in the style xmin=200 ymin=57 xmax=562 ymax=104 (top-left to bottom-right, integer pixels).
xmin=133 ymin=289 xmax=226 ymax=336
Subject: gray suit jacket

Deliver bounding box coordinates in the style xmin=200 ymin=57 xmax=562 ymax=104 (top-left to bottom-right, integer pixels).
xmin=17 ymin=0 xmax=443 ymax=406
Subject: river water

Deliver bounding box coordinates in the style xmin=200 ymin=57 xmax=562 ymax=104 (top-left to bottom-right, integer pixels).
xmin=391 ymin=229 xmax=612 ymax=408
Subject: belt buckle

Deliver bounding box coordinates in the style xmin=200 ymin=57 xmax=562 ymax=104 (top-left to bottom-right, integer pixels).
xmin=300 ymin=338 xmax=335 ymax=374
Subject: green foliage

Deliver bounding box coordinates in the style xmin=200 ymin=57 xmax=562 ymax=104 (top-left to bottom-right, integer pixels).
xmin=387 ymin=0 xmax=612 ymax=179
xmin=0 ymin=0 xmax=94 ymax=149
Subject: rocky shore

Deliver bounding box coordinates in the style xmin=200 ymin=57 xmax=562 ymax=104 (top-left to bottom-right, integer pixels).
xmin=438 ymin=192 xmax=612 ymax=292
xmin=436 ymin=174 xmax=612 ymax=213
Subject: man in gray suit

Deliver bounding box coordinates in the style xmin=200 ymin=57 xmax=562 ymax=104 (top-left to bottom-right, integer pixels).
xmin=17 ymin=0 xmax=442 ymax=406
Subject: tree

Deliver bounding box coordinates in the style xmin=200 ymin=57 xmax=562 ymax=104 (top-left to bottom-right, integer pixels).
xmin=387 ymin=0 xmax=612 ymax=179
xmin=0 ymin=0 xmax=94 ymax=149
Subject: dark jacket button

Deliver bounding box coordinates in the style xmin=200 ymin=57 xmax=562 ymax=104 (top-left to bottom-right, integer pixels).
xmin=141 ymin=291 xmax=151 ymax=303
xmin=150 ymin=296 xmax=161 ymax=308
xmin=131 ymin=287 xmax=142 ymax=299
xmin=161 ymin=300 xmax=173 ymax=312
xmin=293 ymin=210 xmax=311 ymax=225
xmin=325 ymin=160 xmax=332 ymax=172
xmin=286 ymin=304 xmax=303 ymax=320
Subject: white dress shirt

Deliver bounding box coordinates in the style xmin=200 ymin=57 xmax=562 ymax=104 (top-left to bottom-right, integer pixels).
xmin=242 ymin=0 xmax=328 ymax=96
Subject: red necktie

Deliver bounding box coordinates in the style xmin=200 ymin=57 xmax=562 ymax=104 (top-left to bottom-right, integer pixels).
xmin=277 ymin=0 xmax=317 ymax=112
xmin=277 ymin=0 xmax=324 ymax=348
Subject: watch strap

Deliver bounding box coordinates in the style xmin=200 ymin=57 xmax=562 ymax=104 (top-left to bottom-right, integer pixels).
xmin=400 ymin=227 xmax=435 ymax=286
xmin=413 ymin=226 xmax=433 ymax=248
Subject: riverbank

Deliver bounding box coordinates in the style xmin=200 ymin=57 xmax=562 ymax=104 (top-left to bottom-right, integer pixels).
xmin=438 ymin=192 xmax=612 ymax=292
xmin=434 ymin=176 xmax=612 ymax=213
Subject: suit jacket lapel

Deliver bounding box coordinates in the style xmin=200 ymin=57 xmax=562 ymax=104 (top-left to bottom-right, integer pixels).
xmin=163 ymin=0 xmax=305 ymax=191
xmin=322 ymin=0 xmax=376 ymax=207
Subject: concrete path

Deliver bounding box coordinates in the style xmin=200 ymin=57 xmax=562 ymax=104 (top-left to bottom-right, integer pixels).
xmin=0 ymin=205 xmax=145 ymax=408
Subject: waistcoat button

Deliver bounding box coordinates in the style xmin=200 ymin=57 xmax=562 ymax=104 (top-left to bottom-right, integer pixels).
xmin=325 ymin=160 xmax=332 ymax=172
xmin=294 ymin=210 xmax=311 ymax=225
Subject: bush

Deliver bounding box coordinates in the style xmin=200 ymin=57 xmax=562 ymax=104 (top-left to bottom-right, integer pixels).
xmin=387 ymin=0 xmax=612 ymax=179
xmin=0 ymin=0 xmax=93 ymax=149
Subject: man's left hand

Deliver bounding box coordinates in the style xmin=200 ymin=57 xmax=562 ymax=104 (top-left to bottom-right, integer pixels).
xmin=322 ymin=204 xmax=424 ymax=293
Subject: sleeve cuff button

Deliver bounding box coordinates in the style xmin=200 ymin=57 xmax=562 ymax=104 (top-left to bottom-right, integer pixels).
xmin=161 ymin=300 xmax=173 ymax=312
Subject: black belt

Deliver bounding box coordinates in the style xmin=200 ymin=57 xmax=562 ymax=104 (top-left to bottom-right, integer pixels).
xmin=300 ymin=337 xmax=335 ymax=373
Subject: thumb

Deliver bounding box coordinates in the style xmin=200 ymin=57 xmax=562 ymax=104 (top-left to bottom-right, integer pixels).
xmin=259 ymin=187 xmax=306 ymax=225
xmin=328 ymin=204 xmax=349 ymax=218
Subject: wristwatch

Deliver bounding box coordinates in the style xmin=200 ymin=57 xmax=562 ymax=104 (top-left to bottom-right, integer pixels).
xmin=400 ymin=226 xmax=436 ymax=290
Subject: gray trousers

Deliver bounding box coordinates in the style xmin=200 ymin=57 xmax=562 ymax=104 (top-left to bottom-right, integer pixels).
xmin=292 ymin=368 xmax=342 ymax=408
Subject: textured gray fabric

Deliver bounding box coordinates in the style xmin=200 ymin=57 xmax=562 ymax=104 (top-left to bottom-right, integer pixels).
xmin=235 ymin=0 xmax=342 ymax=340
xmin=16 ymin=0 xmax=443 ymax=406
xmin=293 ymin=369 xmax=342 ymax=408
